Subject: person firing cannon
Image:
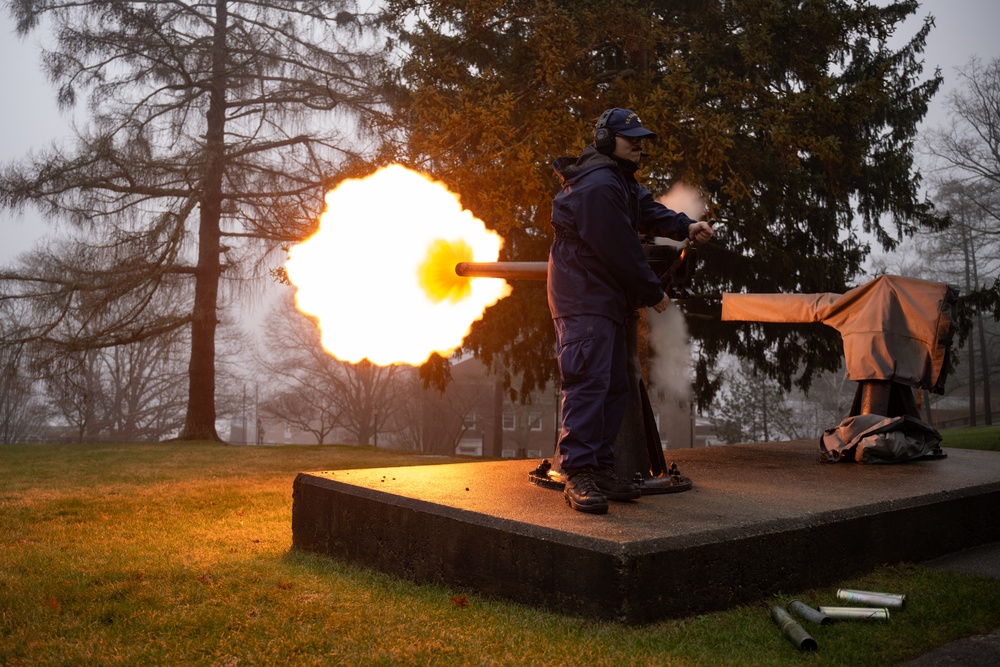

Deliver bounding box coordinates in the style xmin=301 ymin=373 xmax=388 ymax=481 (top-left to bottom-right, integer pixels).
xmin=542 ymin=108 xmax=714 ymax=514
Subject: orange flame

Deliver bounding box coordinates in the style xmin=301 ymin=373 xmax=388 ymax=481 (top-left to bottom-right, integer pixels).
xmin=285 ymin=165 xmax=511 ymax=366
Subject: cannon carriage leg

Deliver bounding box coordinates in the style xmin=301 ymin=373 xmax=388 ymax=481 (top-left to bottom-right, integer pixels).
xmin=849 ymin=380 xmax=920 ymax=420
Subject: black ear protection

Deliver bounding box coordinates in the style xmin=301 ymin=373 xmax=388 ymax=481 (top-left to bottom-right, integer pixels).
xmin=593 ymin=108 xmax=619 ymax=155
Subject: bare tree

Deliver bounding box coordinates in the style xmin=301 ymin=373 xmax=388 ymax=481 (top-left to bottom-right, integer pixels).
xmin=37 ymin=348 xmax=102 ymax=443
xmin=261 ymin=391 xmax=341 ymax=446
xmin=35 ymin=327 xmax=189 ymax=443
xmin=921 ymin=54 xmax=1000 ymax=424
xmin=914 ymin=55 xmax=1000 ymax=426
xmin=383 ymin=369 xmax=432 ymax=451
xmin=0 ymin=1 xmax=384 ymax=440
xmin=1 ymin=235 xmax=194 ymax=441
xmin=416 ymin=373 xmax=491 ymax=455
xmin=98 ymin=331 xmax=189 ymax=441
xmin=911 ymin=181 xmax=999 ymax=426
xmin=0 ymin=344 xmax=45 ymax=444
xmin=791 ymin=365 xmax=860 ymax=434
xmin=924 ymin=57 xmax=1000 ymax=222
xmin=254 ymin=292 xmax=404 ymax=446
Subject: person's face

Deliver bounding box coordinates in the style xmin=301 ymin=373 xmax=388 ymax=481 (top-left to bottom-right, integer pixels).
xmin=612 ymin=134 xmax=644 ymax=163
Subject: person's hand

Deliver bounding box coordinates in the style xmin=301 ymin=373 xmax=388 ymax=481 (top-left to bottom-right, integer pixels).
xmin=651 ymin=294 xmax=670 ymax=313
xmin=688 ymin=220 xmax=714 ymax=243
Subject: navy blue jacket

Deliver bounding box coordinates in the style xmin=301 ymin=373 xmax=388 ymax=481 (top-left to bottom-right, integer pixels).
xmin=547 ymin=146 xmax=695 ymax=324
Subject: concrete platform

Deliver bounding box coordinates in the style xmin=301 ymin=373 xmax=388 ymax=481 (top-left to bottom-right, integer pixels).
xmin=291 ymin=441 xmax=1000 ymax=624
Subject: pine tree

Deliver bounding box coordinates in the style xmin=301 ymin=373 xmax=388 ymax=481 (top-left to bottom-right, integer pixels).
xmin=379 ymin=0 xmax=942 ymax=401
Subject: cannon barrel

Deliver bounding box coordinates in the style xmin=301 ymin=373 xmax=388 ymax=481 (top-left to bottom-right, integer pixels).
xmin=455 ymin=261 xmax=548 ymax=281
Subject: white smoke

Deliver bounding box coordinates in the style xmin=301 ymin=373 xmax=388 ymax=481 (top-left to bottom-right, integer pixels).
xmin=646 ymin=303 xmax=692 ymax=403
xmin=657 ymin=181 xmax=706 ymax=220
xmin=647 ymin=180 xmax=702 ymax=402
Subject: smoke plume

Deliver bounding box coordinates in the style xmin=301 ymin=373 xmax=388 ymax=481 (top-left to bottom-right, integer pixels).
xmin=646 ymin=303 xmax=692 ymax=403
xmin=657 ymin=181 xmax=706 ymax=220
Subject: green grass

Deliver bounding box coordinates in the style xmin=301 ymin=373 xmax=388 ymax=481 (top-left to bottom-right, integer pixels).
xmin=940 ymin=425 xmax=1000 ymax=451
xmin=3 ymin=441 xmax=1000 ymax=666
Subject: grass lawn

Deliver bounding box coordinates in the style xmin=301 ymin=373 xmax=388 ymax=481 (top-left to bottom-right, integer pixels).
xmin=940 ymin=425 xmax=1000 ymax=451
xmin=2 ymin=441 xmax=1000 ymax=666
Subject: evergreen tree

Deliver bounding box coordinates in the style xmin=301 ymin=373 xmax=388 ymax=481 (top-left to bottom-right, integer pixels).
xmin=379 ymin=0 xmax=942 ymax=402
xmin=712 ymin=358 xmax=799 ymax=444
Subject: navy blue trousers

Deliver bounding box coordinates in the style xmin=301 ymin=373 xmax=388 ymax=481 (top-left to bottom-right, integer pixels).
xmin=553 ymin=314 xmax=629 ymax=470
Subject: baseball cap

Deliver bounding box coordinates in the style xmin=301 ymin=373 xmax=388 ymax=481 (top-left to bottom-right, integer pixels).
xmin=599 ymin=108 xmax=657 ymax=139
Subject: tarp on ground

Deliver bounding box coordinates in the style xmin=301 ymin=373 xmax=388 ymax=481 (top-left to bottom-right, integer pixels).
xmin=820 ymin=413 xmax=944 ymax=463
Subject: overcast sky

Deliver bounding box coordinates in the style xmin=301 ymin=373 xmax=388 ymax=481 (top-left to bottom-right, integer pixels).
xmin=1 ymin=0 xmax=999 ymax=263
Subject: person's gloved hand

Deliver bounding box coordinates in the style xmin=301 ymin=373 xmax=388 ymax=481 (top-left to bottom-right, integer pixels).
xmin=688 ymin=220 xmax=714 ymax=243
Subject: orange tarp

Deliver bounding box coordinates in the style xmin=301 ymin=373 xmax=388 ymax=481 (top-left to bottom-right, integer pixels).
xmin=721 ymin=275 xmax=957 ymax=393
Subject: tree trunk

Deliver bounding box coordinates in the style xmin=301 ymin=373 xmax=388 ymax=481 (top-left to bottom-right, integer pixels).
xmin=969 ymin=231 xmax=993 ymax=426
xmin=973 ymin=303 xmax=992 ymax=427
xmin=959 ymin=214 xmax=977 ymax=427
xmin=179 ymin=0 xmax=228 ymax=441
xmin=760 ymin=374 xmax=770 ymax=442
xmin=492 ymin=376 xmax=504 ymax=457
xmin=977 ymin=314 xmax=992 ymax=425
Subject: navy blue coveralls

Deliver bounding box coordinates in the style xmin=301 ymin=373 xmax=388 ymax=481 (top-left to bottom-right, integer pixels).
xmin=547 ymin=146 xmax=694 ymax=471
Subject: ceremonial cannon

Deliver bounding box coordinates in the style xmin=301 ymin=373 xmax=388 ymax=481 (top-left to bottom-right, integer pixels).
xmin=722 ymin=275 xmax=958 ymax=463
xmin=455 ymin=238 xmax=698 ymax=494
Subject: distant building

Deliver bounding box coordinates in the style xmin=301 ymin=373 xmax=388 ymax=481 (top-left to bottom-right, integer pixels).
xmin=402 ymin=356 xmax=718 ymax=457
xmin=406 ymin=357 xmax=559 ymax=458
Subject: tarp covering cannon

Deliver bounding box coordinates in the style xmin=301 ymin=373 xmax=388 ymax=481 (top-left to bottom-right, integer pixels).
xmin=722 ymin=275 xmax=959 ymax=462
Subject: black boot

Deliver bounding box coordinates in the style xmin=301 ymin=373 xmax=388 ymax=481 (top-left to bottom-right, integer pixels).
xmin=594 ymin=466 xmax=641 ymax=501
xmin=563 ymin=468 xmax=609 ymax=514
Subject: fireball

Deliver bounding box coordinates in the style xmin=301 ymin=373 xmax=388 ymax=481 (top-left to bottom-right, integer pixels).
xmin=285 ymin=164 xmax=511 ymax=366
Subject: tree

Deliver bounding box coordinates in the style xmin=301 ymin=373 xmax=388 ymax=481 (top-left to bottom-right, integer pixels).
xmin=711 ymin=357 xmax=804 ymax=444
xmin=1 ymin=1 xmax=383 ymax=440
xmin=2 ymin=235 xmax=199 ymax=442
xmin=924 ymin=57 xmax=1000 ymax=227
xmin=378 ymin=0 xmax=943 ymax=402
xmin=254 ymin=317 xmax=345 ymax=445
xmin=901 ymin=180 xmax=999 ymax=426
xmin=38 ymin=348 xmax=101 ymax=443
xmin=34 ymin=325 xmax=189 ymax=443
xmin=797 ymin=365 xmax=858 ymax=432
xmin=413 ymin=365 xmax=493 ymax=455
xmin=255 ymin=292 xmax=404 ymax=446
xmin=0 ymin=344 xmax=45 ymax=444
xmin=260 ymin=392 xmax=340 ymax=446
xmin=383 ymin=370 xmax=430 ymax=451
xmin=922 ymin=57 xmax=1000 ymax=425
xmin=940 ymin=181 xmax=996 ymax=426
xmin=96 ymin=330 xmax=190 ymax=440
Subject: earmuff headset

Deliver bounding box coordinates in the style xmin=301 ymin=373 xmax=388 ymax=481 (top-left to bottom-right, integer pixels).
xmin=593 ymin=108 xmax=619 ymax=155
